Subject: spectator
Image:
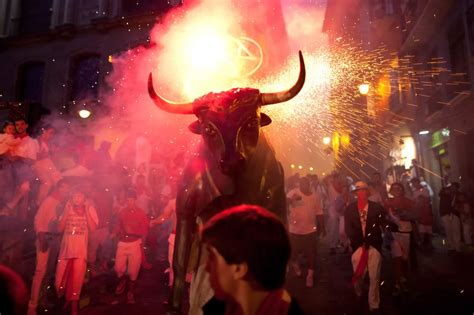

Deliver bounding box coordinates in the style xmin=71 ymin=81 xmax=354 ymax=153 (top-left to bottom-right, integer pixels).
xmin=28 ymin=179 xmax=70 ymax=315
xmin=150 ymin=196 xmax=176 ymax=286
xmin=368 ymin=182 xmax=383 ymax=205
xmin=345 ymin=181 xmax=389 ymax=314
xmin=0 ymin=264 xmax=28 ymax=315
xmin=327 ymin=173 xmax=344 ymax=254
xmin=201 ymin=204 xmax=304 ymax=315
xmin=55 ymin=189 xmax=98 ymax=315
xmin=33 ymin=125 xmax=63 ymax=206
xmin=88 ymin=186 xmax=114 ymax=276
xmin=10 ymin=117 xmax=39 ymax=220
xmin=287 ymin=176 xmax=319 ymax=287
xmin=112 ymin=189 xmax=149 ymax=304
xmin=455 ymin=193 xmax=472 ymax=248
xmin=0 ymin=121 xmax=21 ymax=156
xmin=439 ymin=186 xmax=461 ymax=252
xmin=334 ymin=184 xmax=354 ymax=253
xmin=370 ymin=172 xmax=388 ymax=203
xmin=385 ymin=183 xmax=416 ymax=296
xmin=308 ymin=174 xmax=326 ymax=238
xmin=0 ymin=183 xmax=30 ymax=265
xmin=411 ymin=178 xmax=433 ymax=250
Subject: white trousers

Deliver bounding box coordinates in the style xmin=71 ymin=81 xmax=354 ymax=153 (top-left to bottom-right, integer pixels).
xmin=442 ymin=214 xmax=461 ymax=251
xmin=55 ymin=258 xmax=87 ymax=301
xmin=114 ymin=240 xmax=142 ymax=281
xmin=351 ymin=246 xmax=382 ymax=310
xmin=28 ymin=239 xmax=57 ymax=309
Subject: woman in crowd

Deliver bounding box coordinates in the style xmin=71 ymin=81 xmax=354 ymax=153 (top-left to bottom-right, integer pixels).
xmin=55 ymin=189 xmax=98 ymax=315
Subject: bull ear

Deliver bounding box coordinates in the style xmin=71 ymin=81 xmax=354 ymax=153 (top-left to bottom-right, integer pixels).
xmin=188 ymin=120 xmax=201 ymax=134
xmin=260 ymin=113 xmax=272 ymax=127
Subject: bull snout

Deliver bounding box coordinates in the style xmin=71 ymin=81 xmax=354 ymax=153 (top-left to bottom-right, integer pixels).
xmin=219 ymin=154 xmax=246 ymax=175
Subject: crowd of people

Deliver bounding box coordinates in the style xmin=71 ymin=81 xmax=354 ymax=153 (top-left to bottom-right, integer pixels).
xmin=0 ymin=118 xmax=179 ymax=315
xmin=0 ymin=116 xmax=473 ymax=315
xmin=285 ymin=170 xmax=473 ymax=314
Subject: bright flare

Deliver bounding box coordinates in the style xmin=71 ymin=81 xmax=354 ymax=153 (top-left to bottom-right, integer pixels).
xmin=78 ymin=109 xmax=91 ymax=119
xmin=358 ymin=83 xmax=370 ymax=95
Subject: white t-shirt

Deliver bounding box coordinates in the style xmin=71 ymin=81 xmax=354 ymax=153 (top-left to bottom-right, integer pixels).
xmin=0 ymin=133 xmax=21 ymax=155
xmin=59 ymin=204 xmax=98 ymax=260
xmin=287 ymin=188 xmax=319 ymax=235
xmin=11 ymin=135 xmax=39 ymax=160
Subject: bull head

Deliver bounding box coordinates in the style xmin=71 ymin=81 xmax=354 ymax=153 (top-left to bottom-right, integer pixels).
xmin=148 ymin=51 xmax=306 ymax=176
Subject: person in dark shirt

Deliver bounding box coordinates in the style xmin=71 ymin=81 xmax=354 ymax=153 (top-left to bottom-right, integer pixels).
xmin=345 ymin=181 xmax=391 ymax=314
xmin=201 ymin=204 xmax=304 ymax=315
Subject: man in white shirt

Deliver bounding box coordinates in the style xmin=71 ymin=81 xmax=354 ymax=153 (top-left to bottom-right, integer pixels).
xmin=28 ymin=179 xmax=70 ymax=315
xmin=287 ymin=176 xmax=319 ymax=288
xmin=11 ymin=118 xmax=39 ymax=220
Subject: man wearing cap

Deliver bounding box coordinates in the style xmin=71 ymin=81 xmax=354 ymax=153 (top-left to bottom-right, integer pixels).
xmin=112 ymin=189 xmax=149 ymax=304
xmin=344 ymin=181 xmax=390 ymax=314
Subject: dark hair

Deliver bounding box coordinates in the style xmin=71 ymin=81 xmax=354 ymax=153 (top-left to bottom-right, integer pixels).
xmin=390 ymin=182 xmax=405 ymax=194
xmin=13 ymin=117 xmax=27 ymax=124
xmin=201 ymin=205 xmax=290 ymax=290
xmin=0 ymin=265 xmax=28 ymax=315
xmin=2 ymin=121 xmax=14 ymax=131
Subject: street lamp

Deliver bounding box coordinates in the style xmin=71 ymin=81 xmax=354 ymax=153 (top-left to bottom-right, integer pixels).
xmin=78 ymin=109 xmax=92 ymax=119
xmin=358 ymin=83 xmax=370 ymax=95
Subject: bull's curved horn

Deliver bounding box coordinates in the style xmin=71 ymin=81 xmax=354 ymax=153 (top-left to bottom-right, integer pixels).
xmin=148 ymin=73 xmax=194 ymax=114
xmin=261 ymin=51 xmax=306 ymax=105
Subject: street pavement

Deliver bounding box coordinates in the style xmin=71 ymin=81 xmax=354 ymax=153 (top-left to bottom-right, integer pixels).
xmin=31 ymin=235 xmax=474 ymax=315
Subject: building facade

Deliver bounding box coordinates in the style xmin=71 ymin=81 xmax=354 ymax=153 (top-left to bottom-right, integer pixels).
xmin=0 ymin=0 xmax=181 ymax=123
xmin=324 ymin=0 xmax=474 ymax=223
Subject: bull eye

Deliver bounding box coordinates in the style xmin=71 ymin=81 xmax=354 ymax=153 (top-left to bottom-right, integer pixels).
xmin=204 ymin=125 xmax=216 ymax=136
xmin=245 ymin=119 xmax=259 ymax=129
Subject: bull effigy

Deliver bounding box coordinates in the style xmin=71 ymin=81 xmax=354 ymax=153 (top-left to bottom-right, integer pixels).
xmin=148 ymin=51 xmax=306 ymax=314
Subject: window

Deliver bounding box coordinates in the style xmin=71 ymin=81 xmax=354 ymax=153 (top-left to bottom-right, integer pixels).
xmin=70 ymin=55 xmax=101 ymax=101
xmin=19 ymin=0 xmax=53 ymax=35
xmin=122 ymin=0 xmax=181 ymax=16
xmin=18 ymin=62 xmax=45 ymax=103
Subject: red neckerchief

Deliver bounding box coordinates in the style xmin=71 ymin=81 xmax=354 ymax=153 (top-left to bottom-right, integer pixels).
xmin=352 ymin=247 xmax=369 ymax=285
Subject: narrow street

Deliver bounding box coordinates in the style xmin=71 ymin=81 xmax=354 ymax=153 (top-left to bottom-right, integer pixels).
xmin=31 ymin=235 xmax=474 ymax=315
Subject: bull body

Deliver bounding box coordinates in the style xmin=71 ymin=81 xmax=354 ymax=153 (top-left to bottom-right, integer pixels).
xmin=147 ymin=52 xmax=306 ymax=313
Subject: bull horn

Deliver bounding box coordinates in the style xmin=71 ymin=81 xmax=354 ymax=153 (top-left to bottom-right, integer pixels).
xmin=148 ymin=73 xmax=194 ymax=114
xmin=261 ymin=51 xmax=306 ymax=105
